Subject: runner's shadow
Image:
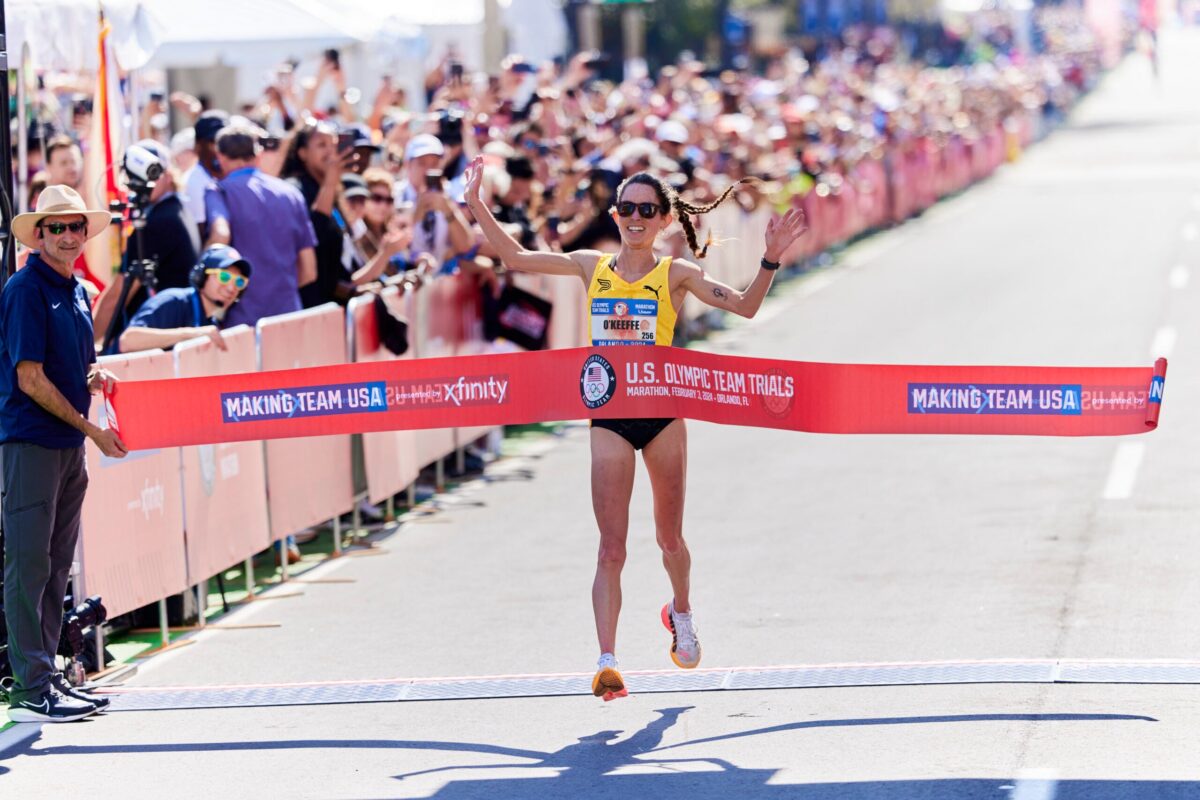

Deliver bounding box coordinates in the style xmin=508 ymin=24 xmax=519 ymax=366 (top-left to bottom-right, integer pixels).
xmin=392 ymin=705 xmax=723 ymax=784
xmin=397 ymin=710 xmax=1156 ymax=798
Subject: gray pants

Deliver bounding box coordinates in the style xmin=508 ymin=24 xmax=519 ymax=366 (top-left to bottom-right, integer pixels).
xmin=2 ymin=442 xmax=88 ymax=704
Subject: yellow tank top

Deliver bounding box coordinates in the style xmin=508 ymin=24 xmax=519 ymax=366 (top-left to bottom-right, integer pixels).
xmin=587 ymin=254 xmax=676 ymax=347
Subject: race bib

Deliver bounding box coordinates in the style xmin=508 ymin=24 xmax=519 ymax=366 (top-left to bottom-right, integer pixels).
xmin=591 ymin=298 xmax=658 ymax=346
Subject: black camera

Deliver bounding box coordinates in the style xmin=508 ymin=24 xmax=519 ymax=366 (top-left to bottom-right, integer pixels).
xmin=437 ymin=110 xmax=464 ymax=146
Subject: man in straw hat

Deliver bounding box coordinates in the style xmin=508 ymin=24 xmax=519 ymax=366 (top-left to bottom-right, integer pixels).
xmin=1 ymin=185 xmax=127 ymax=723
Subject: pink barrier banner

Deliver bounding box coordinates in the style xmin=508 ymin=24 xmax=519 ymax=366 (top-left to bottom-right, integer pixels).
xmin=257 ymin=305 xmax=353 ymax=541
xmin=411 ymin=278 xmax=457 ymax=468
xmin=175 ymin=327 xmax=272 ymax=580
xmin=350 ymin=289 xmax=420 ymax=504
xmin=451 ymin=275 xmax=501 ymax=445
xmin=107 ymin=347 xmax=1167 ymax=450
xmin=80 ymin=349 xmax=187 ymax=619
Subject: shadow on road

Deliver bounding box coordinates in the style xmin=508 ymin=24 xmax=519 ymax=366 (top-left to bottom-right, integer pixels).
xmin=5 ymin=706 xmax=1182 ymax=797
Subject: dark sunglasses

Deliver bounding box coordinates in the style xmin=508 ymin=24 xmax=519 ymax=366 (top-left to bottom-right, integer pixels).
xmin=206 ymin=268 xmax=249 ymax=290
xmin=41 ymin=220 xmax=88 ymax=235
xmin=368 ymin=194 xmax=394 ymax=204
xmin=615 ymin=202 xmax=665 ymax=219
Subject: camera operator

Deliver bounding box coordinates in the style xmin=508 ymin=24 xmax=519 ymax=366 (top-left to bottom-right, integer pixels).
xmin=115 ymin=245 xmax=250 ymax=354
xmin=397 ymin=134 xmax=474 ymax=266
xmin=1 ymin=186 xmax=126 ymax=723
xmin=92 ymin=141 xmax=202 ymax=351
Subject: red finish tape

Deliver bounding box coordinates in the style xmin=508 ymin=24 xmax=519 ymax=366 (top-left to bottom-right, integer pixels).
xmin=106 ymin=348 xmax=1168 ymax=450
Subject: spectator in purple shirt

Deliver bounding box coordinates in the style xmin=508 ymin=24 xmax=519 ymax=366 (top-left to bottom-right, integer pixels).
xmin=204 ymin=124 xmax=317 ymax=328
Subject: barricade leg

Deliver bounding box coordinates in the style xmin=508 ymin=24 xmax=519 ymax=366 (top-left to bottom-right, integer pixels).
xmin=407 ymin=484 xmax=416 ymax=508
xmin=197 ymin=579 xmax=208 ymax=627
xmin=158 ymin=599 xmax=169 ymax=649
xmin=333 ymin=515 xmax=343 ymax=557
xmin=436 ymin=459 xmax=445 ymax=492
xmin=94 ymin=624 xmax=104 ymax=675
xmin=385 ymin=496 xmax=395 ymax=521
xmin=456 ymin=447 xmax=465 ymax=476
xmin=351 ymin=505 xmax=361 ymax=542
xmin=280 ymin=545 xmax=290 ymax=582
xmin=244 ymin=557 xmax=254 ymax=598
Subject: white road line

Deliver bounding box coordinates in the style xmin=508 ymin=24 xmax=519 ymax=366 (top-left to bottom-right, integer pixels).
xmin=1168 ymin=265 xmax=1189 ymax=289
xmin=1150 ymin=326 xmax=1177 ymax=359
xmin=1103 ymin=442 xmax=1145 ymax=500
xmin=1184 ymin=222 xmax=1199 ymax=242
xmin=1011 ymin=769 xmax=1059 ymax=800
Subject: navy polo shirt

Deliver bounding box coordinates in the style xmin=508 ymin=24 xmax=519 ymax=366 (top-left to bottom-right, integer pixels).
xmin=114 ymin=288 xmax=203 ymax=354
xmin=0 ymin=253 xmax=96 ymax=448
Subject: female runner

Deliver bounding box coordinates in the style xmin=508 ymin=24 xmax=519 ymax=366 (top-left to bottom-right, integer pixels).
xmin=463 ymin=158 xmax=807 ymax=699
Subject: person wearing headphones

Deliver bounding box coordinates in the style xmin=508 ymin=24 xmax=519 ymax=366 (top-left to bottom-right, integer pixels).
xmin=113 ymin=244 xmax=251 ymax=354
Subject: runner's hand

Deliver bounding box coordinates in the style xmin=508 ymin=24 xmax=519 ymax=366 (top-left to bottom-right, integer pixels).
xmin=764 ymin=208 xmax=807 ymax=263
xmin=463 ymin=156 xmax=485 ymax=210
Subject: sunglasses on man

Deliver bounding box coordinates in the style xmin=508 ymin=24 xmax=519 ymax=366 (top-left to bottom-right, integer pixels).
xmin=614 ymin=201 xmax=667 ymax=219
xmin=206 ymin=268 xmax=249 ymax=290
xmin=40 ymin=220 xmax=88 ymax=235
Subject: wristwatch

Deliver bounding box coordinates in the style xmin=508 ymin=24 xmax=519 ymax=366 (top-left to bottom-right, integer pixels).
xmin=760 ymin=257 xmax=781 ymax=271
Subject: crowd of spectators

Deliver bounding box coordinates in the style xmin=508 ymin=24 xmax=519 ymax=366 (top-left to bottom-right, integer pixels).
xmin=13 ymin=14 xmax=1112 ymax=351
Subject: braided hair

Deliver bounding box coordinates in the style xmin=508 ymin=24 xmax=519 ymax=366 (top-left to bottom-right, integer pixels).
xmin=614 ymin=172 xmax=750 ymax=259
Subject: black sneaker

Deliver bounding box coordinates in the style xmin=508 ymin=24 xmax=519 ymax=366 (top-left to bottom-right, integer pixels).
xmin=51 ymin=672 xmax=111 ymax=710
xmin=7 ymin=687 xmax=97 ymax=723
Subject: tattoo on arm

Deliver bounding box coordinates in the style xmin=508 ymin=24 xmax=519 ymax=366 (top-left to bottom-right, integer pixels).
xmin=712 ymin=287 xmax=728 ymax=300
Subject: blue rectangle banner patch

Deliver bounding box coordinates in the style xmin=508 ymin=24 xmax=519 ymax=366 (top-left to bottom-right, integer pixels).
xmin=221 ymin=382 xmax=388 ymax=423
xmin=908 ymin=383 xmax=1082 ymax=415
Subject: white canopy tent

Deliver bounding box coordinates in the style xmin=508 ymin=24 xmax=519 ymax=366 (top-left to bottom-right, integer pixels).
xmin=139 ymin=0 xmax=364 ymax=69
xmin=7 ymin=0 xmax=163 ymax=71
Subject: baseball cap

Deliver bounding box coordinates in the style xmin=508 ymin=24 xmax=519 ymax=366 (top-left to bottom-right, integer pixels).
xmin=194 ymin=110 xmax=230 ymax=143
xmin=341 ymin=172 xmax=368 ymax=199
xmin=344 ymin=122 xmax=379 ymax=151
xmin=655 ymin=119 xmax=689 ymax=145
xmin=405 ymin=133 xmax=444 ymax=161
xmin=199 ymin=243 xmax=252 ymax=278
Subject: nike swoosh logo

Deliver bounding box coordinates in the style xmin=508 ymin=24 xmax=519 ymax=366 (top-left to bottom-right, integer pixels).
xmin=51 ymin=303 xmax=62 ymax=309
xmin=23 ymin=699 xmax=50 ymax=713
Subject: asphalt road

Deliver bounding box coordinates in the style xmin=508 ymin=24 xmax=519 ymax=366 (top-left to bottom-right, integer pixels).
xmin=4 ymin=31 xmax=1200 ymax=799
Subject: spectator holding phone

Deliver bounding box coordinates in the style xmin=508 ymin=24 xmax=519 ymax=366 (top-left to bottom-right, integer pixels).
xmin=397 ymin=134 xmax=474 ymax=265
xmin=281 ymin=120 xmax=360 ymax=307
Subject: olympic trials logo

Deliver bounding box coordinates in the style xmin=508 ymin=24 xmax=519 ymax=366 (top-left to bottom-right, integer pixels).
xmin=581 ymin=354 xmax=617 ymax=409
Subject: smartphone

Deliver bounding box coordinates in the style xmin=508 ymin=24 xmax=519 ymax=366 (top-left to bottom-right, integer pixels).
xmin=425 ymin=169 xmax=444 ymax=191
xmin=511 ymin=62 xmax=538 ymax=75
xmin=448 ymin=61 xmax=464 ymax=81
xmin=337 ymin=132 xmax=355 ymax=153
xmin=259 ymin=136 xmax=282 ymax=152
xmin=324 ymin=48 xmax=341 ymax=69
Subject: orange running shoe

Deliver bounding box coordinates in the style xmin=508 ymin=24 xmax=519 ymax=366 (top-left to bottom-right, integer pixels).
xmin=661 ymin=601 xmax=701 ymax=669
xmin=591 ymin=653 xmax=627 ymax=701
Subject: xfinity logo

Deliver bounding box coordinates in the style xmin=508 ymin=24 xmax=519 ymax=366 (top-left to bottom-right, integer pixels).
xmin=442 ymin=376 xmax=509 ymax=407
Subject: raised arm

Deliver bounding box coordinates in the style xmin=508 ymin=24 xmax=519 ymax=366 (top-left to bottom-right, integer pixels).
xmin=462 ymin=156 xmax=598 ymax=280
xmin=679 ymin=208 xmax=806 ymax=319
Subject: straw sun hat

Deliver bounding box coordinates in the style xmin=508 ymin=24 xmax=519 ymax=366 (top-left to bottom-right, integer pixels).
xmin=12 ymin=185 xmax=111 ymax=249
